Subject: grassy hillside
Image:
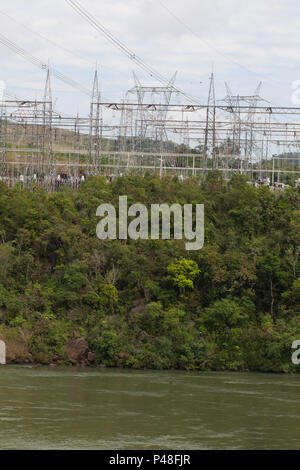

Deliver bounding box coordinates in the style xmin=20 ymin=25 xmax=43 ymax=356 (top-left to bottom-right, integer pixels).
xmin=0 ymin=172 xmax=299 ymax=372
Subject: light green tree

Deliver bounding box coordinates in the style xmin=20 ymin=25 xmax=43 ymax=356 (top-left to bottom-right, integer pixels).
xmin=167 ymin=258 xmax=200 ymax=293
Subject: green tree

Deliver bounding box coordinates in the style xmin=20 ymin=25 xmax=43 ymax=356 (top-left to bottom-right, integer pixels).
xmin=167 ymin=258 xmax=200 ymax=293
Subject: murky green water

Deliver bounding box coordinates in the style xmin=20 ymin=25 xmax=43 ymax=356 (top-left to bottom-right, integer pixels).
xmin=0 ymin=366 xmax=299 ymax=450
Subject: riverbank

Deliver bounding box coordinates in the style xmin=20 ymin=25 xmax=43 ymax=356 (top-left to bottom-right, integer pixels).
xmin=0 ymin=325 xmax=298 ymax=373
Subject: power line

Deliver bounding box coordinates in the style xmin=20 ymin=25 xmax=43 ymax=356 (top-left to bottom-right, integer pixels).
xmin=65 ymin=0 xmax=166 ymax=82
xmin=64 ymin=0 xmax=203 ymax=104
xmin=157 ymin=0 xmax=285 ymax=87
xmin=0 ymin=9 xmax=91 ymax=67
xmin=0 ymin=8 xmax=125 ymax=82
xmin=0 ymin=31 xmax=91 ymax=96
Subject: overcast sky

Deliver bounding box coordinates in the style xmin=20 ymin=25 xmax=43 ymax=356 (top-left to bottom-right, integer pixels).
xmin=0 ymin=0 xmax=299 ymax=115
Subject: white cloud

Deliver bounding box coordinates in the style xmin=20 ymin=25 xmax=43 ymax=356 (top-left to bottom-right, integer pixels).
xmin=0 ymin=0 xmax=299 ymax=114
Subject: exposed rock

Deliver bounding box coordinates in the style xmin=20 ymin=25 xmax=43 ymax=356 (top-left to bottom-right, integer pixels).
xmin=0 ymin=331 xmax=33 ymax=364
xmin=52 ymin=354 xmax=63 ymax=362
xmin=88 ymin=351 xmax=96 ymax=362
xmin=79 ymin=360 xmax=89 ymax=367
xmin=119 ymin=351 xmax=128 ymax=358
xmin=129 ymin=299 xmax=147 ymax=316
xmin=66 ymin=338 xmax=89 ymax=362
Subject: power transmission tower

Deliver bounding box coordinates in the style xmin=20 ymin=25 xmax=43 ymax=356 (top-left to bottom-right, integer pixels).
xmin=89 ymin=70 xmax=101 ymax=175
xmin=42 ymin=68 xmax=54 ymax=188
xmin=223 ymin=82 xmax=266 ymax=176
xmin=0 ymin=86 xmax=7 ymax=181
xmin=203 ymin=72 xmax=216 ymax=174
xmin=126 ymin=71 xmax=178 ymax=176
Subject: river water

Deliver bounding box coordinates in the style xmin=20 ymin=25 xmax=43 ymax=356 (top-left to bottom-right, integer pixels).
xmin=0 ymin=366 xmax=299 ymax=450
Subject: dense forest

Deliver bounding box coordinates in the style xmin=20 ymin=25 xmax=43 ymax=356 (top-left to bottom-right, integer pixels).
xmin=0 ymin=173 xmax=299 ymax=372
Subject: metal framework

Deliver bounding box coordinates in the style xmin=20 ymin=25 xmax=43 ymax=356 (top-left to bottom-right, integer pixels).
xmin=0 ymin=69 xmax=299 ymax=190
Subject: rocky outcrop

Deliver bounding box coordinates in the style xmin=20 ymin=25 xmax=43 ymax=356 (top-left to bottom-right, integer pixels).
xmin=0 ymin=329 xmax=33 ymax=364
xmin=129 ymin=299 xmax=147 ymax=316
xmin=87 ymin=351 xmax=96 ymax=362
xmin=66 ymin=338 xmax=89 ymax=362
xmin=0 ymin=328 xmax=97 ymax=366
